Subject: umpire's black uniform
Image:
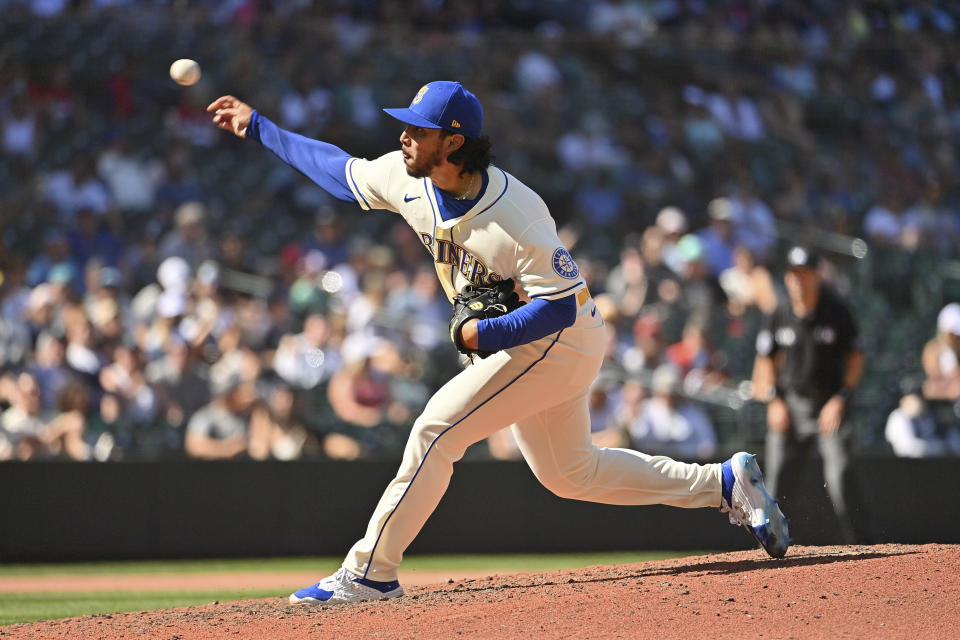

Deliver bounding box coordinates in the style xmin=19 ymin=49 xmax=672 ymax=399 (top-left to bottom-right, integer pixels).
xmin=756 ymin=275 xmax=862 ymax=543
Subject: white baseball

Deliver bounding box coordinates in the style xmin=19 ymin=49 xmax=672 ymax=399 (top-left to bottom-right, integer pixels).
xmin=169 ymin=59 xmax=201 ymax=86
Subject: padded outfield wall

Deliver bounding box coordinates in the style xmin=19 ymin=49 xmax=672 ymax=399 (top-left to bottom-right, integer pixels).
xmin=0 ymin=458 xmax=957 ymax=561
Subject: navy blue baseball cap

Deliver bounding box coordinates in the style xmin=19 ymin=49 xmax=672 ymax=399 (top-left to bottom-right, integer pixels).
xmin=383 ymin=81 xmax=483 ymax=139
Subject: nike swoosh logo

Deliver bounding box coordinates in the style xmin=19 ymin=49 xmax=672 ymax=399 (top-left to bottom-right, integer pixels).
xmin=591 ymin=306 xmax=597 ymax=317
xmin=403 ymin=194 xmax=420 ymax=202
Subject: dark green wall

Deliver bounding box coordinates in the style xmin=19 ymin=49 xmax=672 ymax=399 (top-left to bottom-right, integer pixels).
xmin=0 ymin=458 xmax=956 ymax=562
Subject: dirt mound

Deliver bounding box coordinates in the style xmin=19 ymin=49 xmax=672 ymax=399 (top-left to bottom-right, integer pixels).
xmin=4 ymin=544 xmax=957 ymax=640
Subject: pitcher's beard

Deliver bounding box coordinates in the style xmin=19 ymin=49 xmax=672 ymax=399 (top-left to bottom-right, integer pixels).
xmin=405 ymin=148 xmax=444 ymax=179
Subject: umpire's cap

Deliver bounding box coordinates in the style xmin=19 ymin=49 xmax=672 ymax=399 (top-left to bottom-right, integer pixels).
xmin=384 ymin=81 xmax=483 ymax=138
xmin=786 ymin=245 xmax=820 ymax=270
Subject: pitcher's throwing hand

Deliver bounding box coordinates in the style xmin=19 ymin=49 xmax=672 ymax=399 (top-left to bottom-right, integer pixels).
xmin=207 ymin=95 xmax=253 ymax=138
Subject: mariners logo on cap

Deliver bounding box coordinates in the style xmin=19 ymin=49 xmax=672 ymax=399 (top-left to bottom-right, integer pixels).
xmin=413 ymin=86 xmax=429 ymax=104
xmin=552 ymin=247 xmax=579 ymax=279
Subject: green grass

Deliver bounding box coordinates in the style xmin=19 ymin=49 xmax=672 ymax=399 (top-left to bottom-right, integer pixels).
xmin=0 ymin=589 xmax=280 ymax=626
xmin=0 ymin=551 xmax=708 ymax=626
xmin=0 ymin=551 xmax=704 ymax=578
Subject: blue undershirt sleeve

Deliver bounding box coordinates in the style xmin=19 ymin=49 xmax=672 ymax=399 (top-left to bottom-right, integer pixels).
xmin=476 ymin=294 xmax=577 ymax=352
xmin=246 ymin=110 xmax=355 ymax=202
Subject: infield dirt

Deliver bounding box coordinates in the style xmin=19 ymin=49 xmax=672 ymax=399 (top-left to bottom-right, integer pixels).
xmin=2 ymin=543 xmax=957 ymax=639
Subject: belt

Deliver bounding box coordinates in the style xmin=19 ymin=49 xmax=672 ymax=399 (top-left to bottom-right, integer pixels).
xmin=577 ymin=287 xmax=590 ymax=307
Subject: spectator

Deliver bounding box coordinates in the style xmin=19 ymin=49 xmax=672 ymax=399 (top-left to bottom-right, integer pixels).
xmin=665 ymin=318 xmax=725 ymax=387
xmin=1 ymin=255 xmax=31 ymax=325
xmin=588 ymin=373 xmax=627 ymax=449
xmin=863 ymin=191 xmax=910 ymax=249
xmin=727 ymin=182 xmax=777 ymax=263
xmin=682 ymin=102 xmax=724 ymax=160
xmin=2 ymin=94 xmax=40 ymax=159
xmin=326 ymin=335 xmax=419 ymax=457
xmin=0 ymin=312 xmax=30 ymax=370
xmin=698 ymin=198 xmax=737 ymax=277
xmin=718 ymin=245 xmax=778 ymax=316
xmin=674 ymin=234 xmax=727 ymax=325
xmin=683 ymin=85 xmax=765 ymax=142
xmin=515 ymin=47 xmax=562 ymax=95
xmin=29 ymin=333 xmax=72 ymax=411
xmin=184 ymin=375 xmax=254 ymax=460
xmin=98 ymin=345 xmax=158 ymax=426
xmin=273 ymin=312 xmax=342 ymax=390
xmin=43 ymin=157 xmax=110 ymax=222
xmin=0 ymin=258 xmax=32 ymax=368
xmin=921 ymin=302 xmax=960 ymax=402
xmin=27 ymin=230 xmax=71 ymax=287
xmin=62 ymin=303 xmax=104 ymax=378
xmin=885 ymin=378 xmax=960 ymax=457
xmin=44 ymin=380 xmax=92 ymax=461
xmin=86 ymin=392 xmax=132 ymax=461
xmin=158 ymin=201 xmax=213 ymax=268
xmin=96 ymin=137 xmax=161 ymax=214
xmin=619 ymin=312 xmax=666 ymax=375
xmin=147 ymin=334 xmax=210 ymax=429
xmin=604 ymin=243 xmax=649 ymax=320
xmin=587 ymin=0 xmax=655 ymax=48
xmin=903 ymin=180 xmax=957 ymax=255
xmin=638 ymin=226 xmax=681 ymax=307
xmin=752 ymin=246 xmax=865 ymax=543
xmin=574 ymin=171 xmax=625 ymax=226
xmin=607 ymin=378 xmax=644 ymax=443
xmin=655 ymin=206 xmax=688 ymax=275
xmin=626 ymin=364 xmax=717 ymax=460
xmin=279 ymin=75 xmax=333 ymax=133
xmin=303 ymin=208 xmax=348 ymax=268
xmin=68 ymin=208 xmax=124 ymax=273
xmin=154 ymin=147 xmax=202 ymax=208
xmin=327 ymin=335 xmax=390 ymax=425
xmin=248 ymin=381 xmax=321 ymax=461
xmin=0 ymin=372 xmax=49 ymax=460
xmin=383 ymin=266 xmax=448 ymax=352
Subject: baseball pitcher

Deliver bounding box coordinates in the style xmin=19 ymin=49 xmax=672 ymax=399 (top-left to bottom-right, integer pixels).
xmin=208 ymin=80 xmax=789 ymax=604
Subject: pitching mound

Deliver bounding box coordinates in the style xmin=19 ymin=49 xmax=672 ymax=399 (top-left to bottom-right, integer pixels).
xmin=5 ymin=543 xmax=958 ymax=639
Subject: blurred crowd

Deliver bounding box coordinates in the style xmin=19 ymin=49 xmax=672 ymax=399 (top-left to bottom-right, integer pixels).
xmin=3 ymin=0 xmax=960 ymax=461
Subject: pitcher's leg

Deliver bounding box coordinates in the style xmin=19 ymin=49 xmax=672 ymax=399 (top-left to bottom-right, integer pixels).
xmin=344 ymin=336 xmax=581 ymax=581
xmin=342 ymin=412 xmax=460 ymax=582
xmin=512 ymin=390 xmax=722 ymax=509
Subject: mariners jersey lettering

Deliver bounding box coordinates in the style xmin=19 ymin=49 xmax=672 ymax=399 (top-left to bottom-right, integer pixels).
xmin=345 ymin=150 xmax=585 ymax=303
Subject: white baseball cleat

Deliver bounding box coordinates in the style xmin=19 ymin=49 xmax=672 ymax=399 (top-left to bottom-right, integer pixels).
xmin=720 ymin=452 xmax=790 ymax=559
xmin=288 ymin=567 xmax=404 ymax=605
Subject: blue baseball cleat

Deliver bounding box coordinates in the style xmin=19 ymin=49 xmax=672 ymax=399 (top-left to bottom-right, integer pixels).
xmin=720 ymin=452 xmax=790 ymax=558
xmin=289 ymin=568 xmax=404 ymax=605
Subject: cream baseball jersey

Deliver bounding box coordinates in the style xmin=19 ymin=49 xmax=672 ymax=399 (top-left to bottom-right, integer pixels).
xmin=345 ymin=151 xmax=585 ymax=304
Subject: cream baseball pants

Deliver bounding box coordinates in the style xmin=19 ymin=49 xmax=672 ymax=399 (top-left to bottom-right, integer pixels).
xmin=344 ymin=318 xmax=723 ymax=581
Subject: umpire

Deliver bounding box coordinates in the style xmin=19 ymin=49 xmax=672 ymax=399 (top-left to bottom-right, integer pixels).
xmin=752 ymin=246 xmax=865 ymax=543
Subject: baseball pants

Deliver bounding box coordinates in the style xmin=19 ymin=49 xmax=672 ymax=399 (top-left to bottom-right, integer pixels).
xmin=764 ymin=391 xmax=859 ymax=543
xmin=343 ymin=318 xmax=724 ymax=581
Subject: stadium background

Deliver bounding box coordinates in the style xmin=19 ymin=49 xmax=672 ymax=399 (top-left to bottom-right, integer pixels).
xmin=2 ymin=0 xmax=960 ymax=552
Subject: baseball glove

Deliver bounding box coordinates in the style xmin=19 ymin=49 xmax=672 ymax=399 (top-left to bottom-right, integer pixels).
xmin=449 ymin=278 xmax=525 ymax=358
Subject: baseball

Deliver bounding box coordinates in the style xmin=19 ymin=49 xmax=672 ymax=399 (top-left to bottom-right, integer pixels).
xmin=169 ymin=59 xmax=201 ymax=86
